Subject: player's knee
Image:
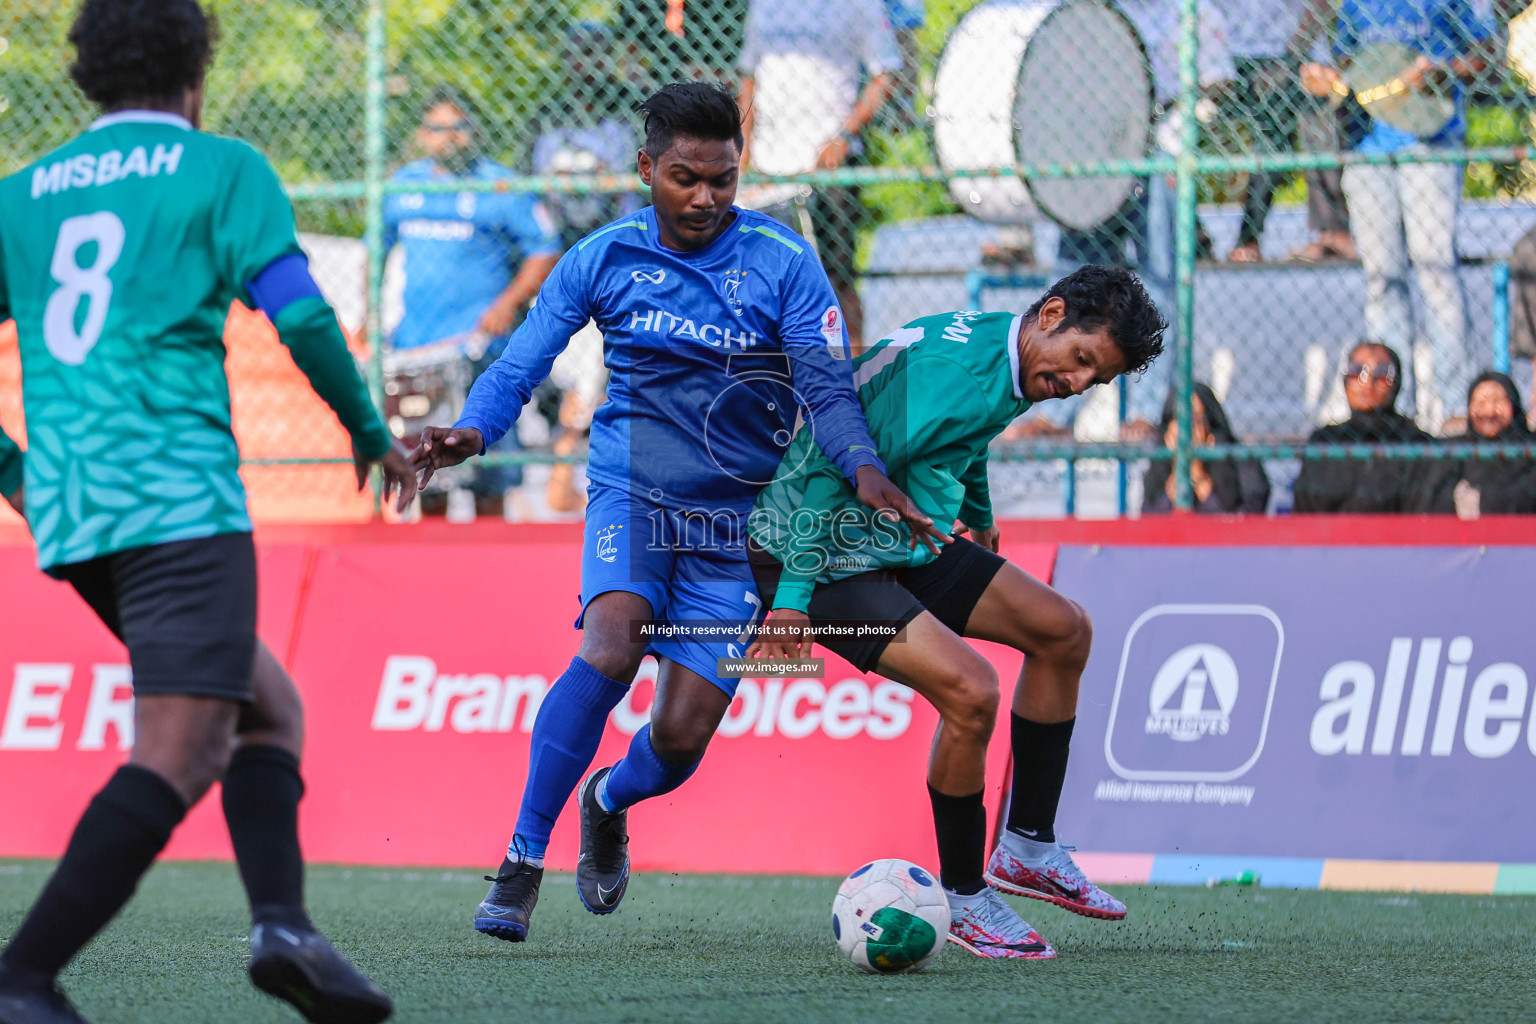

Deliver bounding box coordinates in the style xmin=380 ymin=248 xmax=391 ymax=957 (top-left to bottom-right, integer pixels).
xmin=142 ymin=731 xmax=233 ymax=805
xmin=574 ymin=640 xmax=646 ymax=685
xmin=1030 ymin=596 xmax=1091 ymax=669
xmin=1058 ymin=600 xmax=1093 ymax=668
xmin=648 ymin=715 xmax=711 ymax=766
xmin=945 ymin=659 xmax=999 ymax=744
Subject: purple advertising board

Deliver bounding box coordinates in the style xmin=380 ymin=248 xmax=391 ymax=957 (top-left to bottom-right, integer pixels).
xmin=1052 ymin=546 xmax=1536 ymax=863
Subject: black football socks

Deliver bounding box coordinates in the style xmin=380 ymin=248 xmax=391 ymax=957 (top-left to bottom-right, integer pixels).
xmin=1006 ymin=714 xmax=1075 ymax=844
xmin=928 ymin=785 xmax=987 ymax=896
xmin=223 ymin=744 xmax=312 ymax=930
xmin=0 ymin=764 xmax=186 ymax=980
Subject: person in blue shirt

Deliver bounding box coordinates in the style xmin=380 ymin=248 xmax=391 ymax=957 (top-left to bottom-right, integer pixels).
xmin=1300 ymin=0 xmax=1494 ymax=431
xmin=411 ymin=83 xmax=939 ymax=942
xmin=383 ymin=87 xmax=562 ymax=515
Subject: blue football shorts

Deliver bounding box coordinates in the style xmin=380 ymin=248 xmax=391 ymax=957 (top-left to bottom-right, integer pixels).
xmin=578 ymin=483 xmax=762 ymax=695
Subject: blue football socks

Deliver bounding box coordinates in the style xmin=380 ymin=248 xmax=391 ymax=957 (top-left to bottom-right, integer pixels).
xmin=597 ymin=723 xmax=700 ymax=813
xmin=508 ymin=657 xmax=629 ymax=863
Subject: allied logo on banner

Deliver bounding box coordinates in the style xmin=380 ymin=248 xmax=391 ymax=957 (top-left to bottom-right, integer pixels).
xmin=1145 ymin=644 xmax=1240 ymax=742
xmin=1104 ymin=604 xmax=1283 ymax=786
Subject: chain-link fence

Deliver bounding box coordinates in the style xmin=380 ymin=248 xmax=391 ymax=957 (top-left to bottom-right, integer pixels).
xmin=2 ymin=0 xmax=1535 ymax=523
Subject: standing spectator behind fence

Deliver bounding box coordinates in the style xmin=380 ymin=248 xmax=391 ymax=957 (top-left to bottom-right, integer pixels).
xmin=1290 ymin=0 xmax=1359 ymax=262
xmin=1019 ymin=0 xmax=1232 ymax=439
xmin=1432 ymin=371 xmax=1536 ymax=516
xmin=383 ymin=88 xmax=562 ymax=518
xmin=1143 ymin=383 xmax=1272 ymax=512
xmin=1218 ymin=0 xmax=1334 ymax=263
xmin=1292 ymin=341 xmax=1443 ymax=511
xmin=738 ymin=0 xmax=903 ymax=354
xmin=1300 ymin=0 xmax=1496 ymax=432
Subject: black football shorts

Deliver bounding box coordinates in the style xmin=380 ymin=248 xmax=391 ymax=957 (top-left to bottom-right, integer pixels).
xmin=48 ymin=531 xmax=258 ymax=702
xmin=749 ymin=536 xmax=1007 ymax=673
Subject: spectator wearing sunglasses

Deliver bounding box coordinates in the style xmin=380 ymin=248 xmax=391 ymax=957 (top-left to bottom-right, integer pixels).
xmin=1292 ymin=341 xmax=1442 ymax=512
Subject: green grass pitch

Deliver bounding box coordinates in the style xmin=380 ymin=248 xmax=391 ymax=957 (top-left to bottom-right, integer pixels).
xmin=3 ymin=859 xmax=1533 ymax=1023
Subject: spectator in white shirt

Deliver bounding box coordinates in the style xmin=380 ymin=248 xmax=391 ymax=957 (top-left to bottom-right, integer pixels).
xmin=738 ymin=0 xmax=903 ymax=353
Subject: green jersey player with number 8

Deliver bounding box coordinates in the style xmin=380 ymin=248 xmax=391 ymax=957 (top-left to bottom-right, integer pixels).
xmin=0 ymin=2 xmax=414 ymax=1023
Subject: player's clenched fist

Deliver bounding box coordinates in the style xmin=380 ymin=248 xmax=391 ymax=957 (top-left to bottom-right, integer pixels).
xmin=410 ymin=425 xmax=485 ymax=489
xmin=354 ymin=439 xmax=420 ymax=513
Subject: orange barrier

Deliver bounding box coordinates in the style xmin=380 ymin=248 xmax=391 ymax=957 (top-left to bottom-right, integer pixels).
xmin=0 ymin=308 xmax=371 ymax=530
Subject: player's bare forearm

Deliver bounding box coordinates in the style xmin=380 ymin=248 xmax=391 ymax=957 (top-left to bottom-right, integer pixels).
xmin=479 ymin=254 xmax=559 ymax=336
xmin=846 ymin=73 xmax=895 ymax=135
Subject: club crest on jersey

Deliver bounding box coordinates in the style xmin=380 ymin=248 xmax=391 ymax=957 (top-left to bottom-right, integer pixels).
xmin=456 ymin=192 xmax=477 ymax=219
xmin=720 ymin=269 xmax=747 ymax=315
xmin=595 ymin=523 xmax=623 ymax=563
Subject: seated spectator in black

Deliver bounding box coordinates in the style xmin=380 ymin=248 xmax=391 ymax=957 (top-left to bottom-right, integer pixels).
xmin=1293 ymin=342 xmax=1440 ymax=513
xmin=1431 ymin=372 xmax=1536 ymax=517
xmin=1143 ymin=382 xmax=1270 ymax=514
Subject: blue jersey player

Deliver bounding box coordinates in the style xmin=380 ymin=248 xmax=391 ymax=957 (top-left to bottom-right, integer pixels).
xmin=411 ymin=84 xmax=940 ymax=942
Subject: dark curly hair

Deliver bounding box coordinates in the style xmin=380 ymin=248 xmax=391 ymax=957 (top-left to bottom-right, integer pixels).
xmin=635 ymin=83 xmax=743 ymax=159
xmin=1025 ymin=265 xmax=1167 ymax=378
xmin=69 ymin=0 xmax=217 ymax=108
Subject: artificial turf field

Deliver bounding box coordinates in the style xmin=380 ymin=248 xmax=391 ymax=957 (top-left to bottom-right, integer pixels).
xmin=3 ymin=860 xmax=1532 ymax=1023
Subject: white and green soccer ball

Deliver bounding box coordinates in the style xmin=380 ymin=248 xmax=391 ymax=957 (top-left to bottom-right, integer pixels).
xmin=831 ymin=858 xmax=950 ymax=974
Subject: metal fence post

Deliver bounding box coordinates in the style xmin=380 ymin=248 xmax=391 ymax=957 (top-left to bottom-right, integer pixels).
xmin=1173 ymin=0 xmax=1200 ymax=511
xmin=1493 ymin=259 xmax=1511 ymax=375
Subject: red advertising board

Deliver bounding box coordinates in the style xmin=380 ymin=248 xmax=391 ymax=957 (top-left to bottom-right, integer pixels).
xmin=0 ymin=528 xmax=1054 ymax=876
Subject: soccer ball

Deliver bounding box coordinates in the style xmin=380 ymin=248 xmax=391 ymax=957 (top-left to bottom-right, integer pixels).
xmin=831 ymin=858 xmax=950 ymax=974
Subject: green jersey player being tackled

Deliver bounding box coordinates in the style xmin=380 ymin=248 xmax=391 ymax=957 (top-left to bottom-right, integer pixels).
xmin=747 ymin=266 xmax=1166 ymax=959
xmin=0 ymin=2 xmax=415 ymax=1022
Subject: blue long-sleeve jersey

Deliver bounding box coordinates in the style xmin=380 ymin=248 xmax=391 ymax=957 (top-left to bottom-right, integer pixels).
xmin=456 ymin=206 xmax=885 ymax=513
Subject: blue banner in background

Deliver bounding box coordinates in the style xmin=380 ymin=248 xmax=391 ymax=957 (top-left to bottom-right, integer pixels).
xmin=1052 ymin=546 xmax=1536 ymax=863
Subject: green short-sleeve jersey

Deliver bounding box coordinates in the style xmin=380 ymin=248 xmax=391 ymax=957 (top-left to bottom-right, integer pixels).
xmin=0 ymin=112 xmax=302 ymax=569
xmin=750 ymin=310 xmax=1032 ymax=611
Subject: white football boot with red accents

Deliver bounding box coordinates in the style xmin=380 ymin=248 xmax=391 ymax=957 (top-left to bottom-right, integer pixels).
xmin=986 ymin=833 xmax=1128 ymax=921
xmin=945 ymin=888 xmax=1057 ymax=959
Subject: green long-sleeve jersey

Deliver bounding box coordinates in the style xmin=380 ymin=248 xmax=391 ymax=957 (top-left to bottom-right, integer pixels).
xmin=0 ymin=112 xmax=388 ymax=569
xmin=748 ymin=310 xmax=1031 ymax=612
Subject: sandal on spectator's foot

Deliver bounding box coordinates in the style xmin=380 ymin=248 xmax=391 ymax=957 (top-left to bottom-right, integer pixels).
xmin=1227 ymin=242 xmax=1262 ymax=263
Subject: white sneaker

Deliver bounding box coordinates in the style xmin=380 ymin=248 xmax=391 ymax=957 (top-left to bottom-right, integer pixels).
xmin=945 ymin=888 xmax=1056 ymax=959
